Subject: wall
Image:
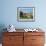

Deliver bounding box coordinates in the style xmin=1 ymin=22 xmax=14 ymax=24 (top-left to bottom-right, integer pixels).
xmin=0 ymin=0 xmax=46 ymax=29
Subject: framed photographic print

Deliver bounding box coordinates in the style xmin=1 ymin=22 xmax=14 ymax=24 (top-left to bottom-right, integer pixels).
xmin=17 ymin=7 xmax=35 ymax=22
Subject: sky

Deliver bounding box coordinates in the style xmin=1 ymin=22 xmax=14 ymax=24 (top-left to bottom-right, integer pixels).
xmin=19 ymin=7 xmax=33 ymax=13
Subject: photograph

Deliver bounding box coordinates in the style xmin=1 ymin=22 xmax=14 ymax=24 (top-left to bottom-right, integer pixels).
xmin=17 ymin=7 xmax=35 ymax=22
